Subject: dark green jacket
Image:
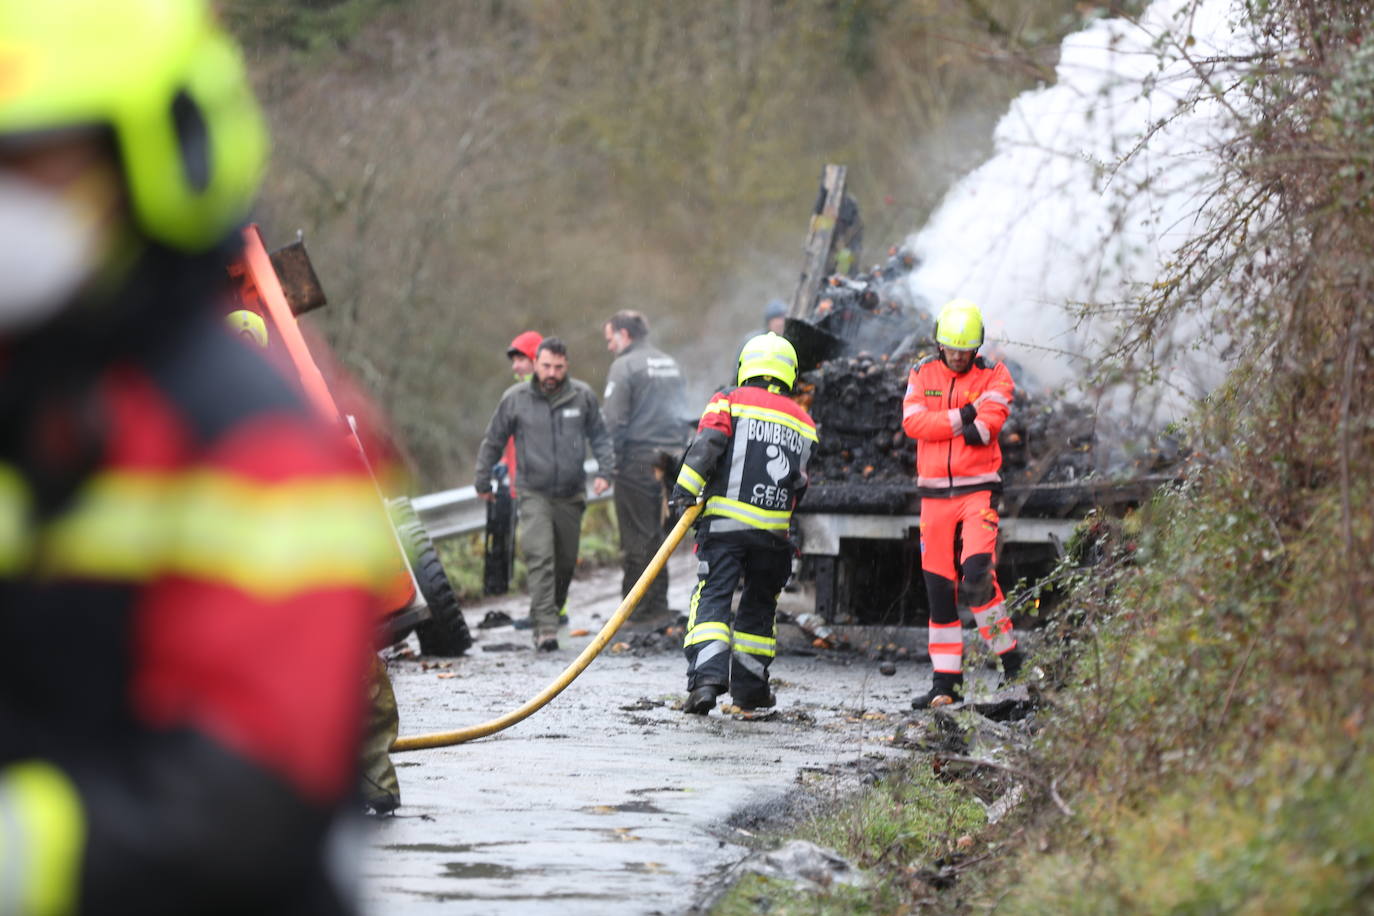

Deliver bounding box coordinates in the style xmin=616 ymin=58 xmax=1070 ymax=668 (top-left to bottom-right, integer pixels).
xmin=603 ymin=340 xmax=692 ymax=461
xmin=475 ymin=377 xmax=614 ymax=499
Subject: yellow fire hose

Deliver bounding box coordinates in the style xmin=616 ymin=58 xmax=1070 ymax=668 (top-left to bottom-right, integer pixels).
xmin=391 ymin=502 xmax=702 ymax=752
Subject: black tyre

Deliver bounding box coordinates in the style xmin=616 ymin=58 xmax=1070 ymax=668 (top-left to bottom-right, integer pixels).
xmin=389 ymin=498 xmax=472 ymax=657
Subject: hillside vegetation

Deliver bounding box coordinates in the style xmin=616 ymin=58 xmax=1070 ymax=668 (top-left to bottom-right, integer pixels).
xmin=224 ymin=0 xmax=1104 ymax=488
xmin=996 ymin=0 xmax=1374 ymax=909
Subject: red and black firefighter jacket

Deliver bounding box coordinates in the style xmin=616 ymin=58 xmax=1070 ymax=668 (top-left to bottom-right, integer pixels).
xmin=0 ymin=249 xmax=394 ymax=914
xmin=901 ymin=354 xmax=1014 ymax=496
xmin=672 ymin=381 xmax=817 ymax=539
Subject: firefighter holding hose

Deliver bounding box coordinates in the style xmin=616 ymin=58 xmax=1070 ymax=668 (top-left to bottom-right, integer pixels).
xmin=0 ymin=1 xmax=393 ymax=910
xmin=671 ymin=333 xmax=817 ymax=715
xmin=903 ymin=299 xmax=1024 ymax=708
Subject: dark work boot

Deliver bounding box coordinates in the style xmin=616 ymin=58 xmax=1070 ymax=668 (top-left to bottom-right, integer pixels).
xmin=684 ymin=685 xmax=722 ymax=715
xmin=999 ymin=647 xmax=1025 ymax=684
xmin=732 ymin=689 xmax=776 ymax=711
xmin=912 ymin=674 xmax=963 ymax=710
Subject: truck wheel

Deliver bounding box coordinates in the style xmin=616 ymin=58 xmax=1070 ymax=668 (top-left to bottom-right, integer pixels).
xmin=389 ymin=497 xmax=472 ymax=657
xmin=411 ymin=537 xmax=473 ymax=657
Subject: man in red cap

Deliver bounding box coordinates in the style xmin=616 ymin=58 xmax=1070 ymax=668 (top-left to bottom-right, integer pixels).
xmin=507 ymin=330 xmax=542 ymax=386
xmin=486 ymin=331 xmax=543 ymax=604
xmin=502 ymin=330 xmax=543 ymax=496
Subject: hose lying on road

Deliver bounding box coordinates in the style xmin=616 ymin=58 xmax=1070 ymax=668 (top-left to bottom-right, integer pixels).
xmin=391 ymin=502 xmax=702 ymax=752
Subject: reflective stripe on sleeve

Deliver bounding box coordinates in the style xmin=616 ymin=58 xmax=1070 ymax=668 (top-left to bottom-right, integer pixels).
xmin=676 ymin=464 xmax=706 ymax=496
xmin=703 ymin=400 xmax=731 ymax=416
xmin=903 ymin=402 xmax=927 ymax=419
xmin=0 ymin=761 xmax=84 ymax=916
xmin=36 ymin=470 xmax=396 ymax=599
xmin=946 ymin=409 xmax=963 ymax=436
xmin=973 ymin=419 xmax=990 ymax=444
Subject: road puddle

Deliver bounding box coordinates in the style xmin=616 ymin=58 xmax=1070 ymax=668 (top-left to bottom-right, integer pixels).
xmin=442 ymin=861 xmax=519 ymax=879
xmin=580 ymin=800 xmax=665 ymax=815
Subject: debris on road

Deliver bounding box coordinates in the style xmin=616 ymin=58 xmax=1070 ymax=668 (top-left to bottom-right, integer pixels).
xmin=477 ymin=610 xmax=514 ymax=629
xmin=726 ymin=839 xmax=870 ymax=891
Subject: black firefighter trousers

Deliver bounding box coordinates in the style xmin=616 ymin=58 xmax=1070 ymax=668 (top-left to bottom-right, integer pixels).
xmin=683 ymin=531 xmax=792 ymax=705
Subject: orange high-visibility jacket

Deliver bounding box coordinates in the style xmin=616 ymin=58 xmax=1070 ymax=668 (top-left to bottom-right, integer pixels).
xmin=901 ymin=355 xmax=1014 ymax=496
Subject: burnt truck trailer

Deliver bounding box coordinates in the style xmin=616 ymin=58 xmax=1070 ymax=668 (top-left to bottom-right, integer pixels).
xmin=782 ymin=165 xmax=1173 ymax=625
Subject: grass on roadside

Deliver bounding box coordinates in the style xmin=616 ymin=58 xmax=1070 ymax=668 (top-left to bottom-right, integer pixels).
xmin=713 ymin=760 xmax=987 ymax=915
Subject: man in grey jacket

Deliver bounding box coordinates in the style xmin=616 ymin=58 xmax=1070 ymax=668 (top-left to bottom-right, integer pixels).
xmin=603 ymin=311 xmax=691 ymax=622
xmin=476 ymin=337 xmax=614 ymax=650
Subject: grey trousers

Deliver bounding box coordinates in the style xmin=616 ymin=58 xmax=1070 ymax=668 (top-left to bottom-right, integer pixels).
xmin=519 ymin=490 xmax=586 ymax=633
xmin=614 ymin=447 xmax=672 ymax=618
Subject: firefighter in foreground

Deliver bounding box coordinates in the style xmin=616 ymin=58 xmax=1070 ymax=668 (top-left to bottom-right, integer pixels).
xmin=671 ymin=334 xmax=817 ymax=715
xmin=0 ymin=2 xmax=392 ymax=911
xmin=221 ymin=311 xmax=401 ymax=817
xmin=902 ymin=300 xmax=1024 ymax=708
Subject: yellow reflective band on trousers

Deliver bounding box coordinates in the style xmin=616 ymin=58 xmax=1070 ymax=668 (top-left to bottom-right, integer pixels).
xmin=675 ymin=464 xmax=705 ymax=497
xmin=0 ymin=761 xmax=84 ymax=916
xmin=0 ymin=467 xmax=31 ymax=576
xmin=12 ymin=468 xmax=395 ymax=599
xmin=684 ymin=621 xmax=731 ymax=648
xmin=732 ymin=630 xmax=776 ymax=657
xmin=729 ymin=404 xmax=817 ymax=442
xmin=703 ymin=496 xmax=790 ymax=531
xmin=686 ymin=578 xmax=705 ymax=631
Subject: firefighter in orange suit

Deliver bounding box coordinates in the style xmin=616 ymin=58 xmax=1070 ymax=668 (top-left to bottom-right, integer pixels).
xmin=0 ymin=2 xmax=394 ymax=911
xmin=902 ymin=300 xmax=1024 ymax=708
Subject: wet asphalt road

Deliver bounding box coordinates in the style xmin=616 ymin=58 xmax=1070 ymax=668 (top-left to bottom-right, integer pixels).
xmin=359 ymin=549 xmax=935 ymax=915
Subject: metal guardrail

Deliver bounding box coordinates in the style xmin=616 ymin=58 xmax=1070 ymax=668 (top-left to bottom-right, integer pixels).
xmin=413 ymin=459 xmax=611 ymax=541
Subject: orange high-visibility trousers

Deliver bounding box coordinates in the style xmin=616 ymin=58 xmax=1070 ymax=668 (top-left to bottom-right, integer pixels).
xmin=919 ymin=490 xmax=1017 ymax=675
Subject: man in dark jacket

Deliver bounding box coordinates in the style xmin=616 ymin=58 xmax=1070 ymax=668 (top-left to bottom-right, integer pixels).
xmin=603 ymin=310 xmax=690 ymax=621
xmin=476 ymin=338 xmax=614 ymax=650
xmin=0 ymin=2 xmax=393 ymax=911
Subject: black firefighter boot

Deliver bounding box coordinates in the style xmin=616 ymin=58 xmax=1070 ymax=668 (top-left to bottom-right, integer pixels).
xmin=999 ymin=646 xmax=1025 ymax=685
xmin=911 ymin=673 xmax=963 ymax=710
xmin=684 ymin=684 xmax=723 ymax=715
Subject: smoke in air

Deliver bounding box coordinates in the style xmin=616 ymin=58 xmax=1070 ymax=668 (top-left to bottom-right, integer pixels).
xmin=903 ymin=0 xmax=1241 ymax=418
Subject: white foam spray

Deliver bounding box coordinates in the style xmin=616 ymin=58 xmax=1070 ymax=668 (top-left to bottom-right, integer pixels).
xmin=904 ymin=0 xmax=1241 ymax=418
